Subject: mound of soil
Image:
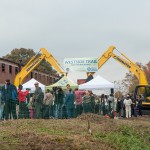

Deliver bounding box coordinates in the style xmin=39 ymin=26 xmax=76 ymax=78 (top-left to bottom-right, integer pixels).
xmin=77 ymin=113 xmax=113 ymax=124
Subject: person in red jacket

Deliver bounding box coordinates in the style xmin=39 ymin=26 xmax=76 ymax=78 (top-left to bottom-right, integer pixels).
xmin=74 ymin=88 xmax=85 ymax=117
xmin=18 ymin=85 xmax=29 ymax=119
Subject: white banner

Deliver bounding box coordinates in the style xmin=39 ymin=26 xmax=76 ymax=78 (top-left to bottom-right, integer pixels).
xmin=63 ymin=57 xmax=98 ymax=72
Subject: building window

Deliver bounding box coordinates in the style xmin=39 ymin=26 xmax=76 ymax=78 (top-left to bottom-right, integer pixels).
xmin=15 ymin=67 xmax=18 ymax=74
xmin=2 ymin=63 xmax=5 ymax=72
xmin=9 ymin=65 xmax=12 ymax=74
xmin=35 ymin=73 xmax=37 ymax=79
xmin=51 ymin=77 xmax=55 ymax=83
xmin=49 ymin=77 xmax=52 ymax=83
xmin=31 ymin=72 xmax=33 ymax=78
xmin=43 ymin=75 xmax=45 ymax=82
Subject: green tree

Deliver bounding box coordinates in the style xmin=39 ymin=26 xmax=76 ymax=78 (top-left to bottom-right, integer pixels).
xmin=3 ymin=48 xmax=35 ymax=64
xmin=3 ymin=48 xmax=56 ymax=74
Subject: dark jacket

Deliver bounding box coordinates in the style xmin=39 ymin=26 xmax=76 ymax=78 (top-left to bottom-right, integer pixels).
xmin=65 ymin=92 xmax=74 ymax=109
xmin=1 ymin=84 xmax=18 ymax=102
xmin=34 ymin=87 xmax=43 ymax=103
xmin=116 ymin=101 xmax=121 ymax=113
xmin=54 ymin=89 xmax=64 ymax=104
xmin=138 ymin=98 xmax=143 ymax=107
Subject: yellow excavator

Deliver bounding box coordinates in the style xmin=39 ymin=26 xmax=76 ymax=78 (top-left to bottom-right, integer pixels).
xmin=96 ymin=46 xmax=150 ymax=114
xmin=15 ymin=46 xmax=150 ymax=113
xmin=14 ymin=48 xmax=65 ymax=87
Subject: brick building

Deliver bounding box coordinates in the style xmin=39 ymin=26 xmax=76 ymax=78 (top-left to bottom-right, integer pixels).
xmin=0 ymin=58 xmax=59 ymax=86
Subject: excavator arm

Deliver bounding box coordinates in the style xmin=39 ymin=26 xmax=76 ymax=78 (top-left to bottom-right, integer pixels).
xmin=40 ymin=48 xmax=65 ymax=75
xmin=14 ymin=48 xmax=65 ymax=87
xmin=98 ymin=46 xmax=148 ymax=85
xmin=98 ymin=46 xmax=150 ymax=112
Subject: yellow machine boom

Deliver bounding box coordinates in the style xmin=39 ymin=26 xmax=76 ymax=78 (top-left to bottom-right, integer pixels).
xmin=98 ymin=46 xmax=148 ymax=85
xmin=14 ymin=48 xmax=65 ymax=87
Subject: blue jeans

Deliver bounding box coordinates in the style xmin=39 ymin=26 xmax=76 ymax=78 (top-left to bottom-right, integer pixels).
xmin=54 ymin=104 xmax=62 ymax=119
xmin=66 ymin=107 xmax=74 ymax=119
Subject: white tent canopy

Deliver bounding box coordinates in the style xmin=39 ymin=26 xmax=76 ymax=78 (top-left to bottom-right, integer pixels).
xmin=22 ymin=78 xmax=45 ymax=93
xmin=79 ymin=75 xmax=114 ymax=90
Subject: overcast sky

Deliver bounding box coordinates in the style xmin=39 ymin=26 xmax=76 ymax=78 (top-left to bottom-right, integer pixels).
xmin=0 ymin=0 xmax=150 ymax=83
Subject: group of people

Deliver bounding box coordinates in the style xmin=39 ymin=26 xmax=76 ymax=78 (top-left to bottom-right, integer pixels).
xmin=114 ymin=94 xmax=143 ymax=118
xmin=0 ymin=79 xmax=144 ymax=121
xmin=0 ymin=79 xmax=43 ymax=120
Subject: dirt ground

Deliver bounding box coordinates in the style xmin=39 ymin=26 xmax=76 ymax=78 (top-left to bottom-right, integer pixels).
xmin=0 ymin=114 xmax=150 ymax=150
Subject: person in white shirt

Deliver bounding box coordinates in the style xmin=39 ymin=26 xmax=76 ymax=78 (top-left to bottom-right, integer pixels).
xmin=124 ymin=95 xmax=132 ymax=118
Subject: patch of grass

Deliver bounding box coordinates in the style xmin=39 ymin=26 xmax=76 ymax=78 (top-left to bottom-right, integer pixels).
xmin=36 ymin=127 xmax=68 ymax=135
xmin=94 ymin=125 xmax=150 ymax=150
xmin=0 ymin=114 xmax=150 ymax=150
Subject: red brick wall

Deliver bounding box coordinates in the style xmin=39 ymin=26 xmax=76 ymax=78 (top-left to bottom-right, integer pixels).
xmin=0 ymin=59 xmax=59 ymax=86
xmin=0 ymin=61 xmax=18 ymax=84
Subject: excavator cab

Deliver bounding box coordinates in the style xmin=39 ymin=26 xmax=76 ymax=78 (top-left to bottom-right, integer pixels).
xmin=134 ymin=85 xmax=150 ymax=102
xmin=134 ymin=85 xmax=150 ymax=114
